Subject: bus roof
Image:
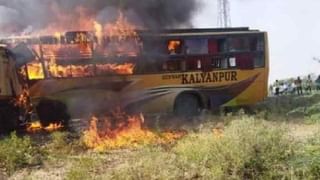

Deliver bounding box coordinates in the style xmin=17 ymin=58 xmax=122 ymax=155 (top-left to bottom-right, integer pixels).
xmin=138 ymin=27 xmax=263 ymax=37
xmin=141 ymin=27 xmax=252 ymax=33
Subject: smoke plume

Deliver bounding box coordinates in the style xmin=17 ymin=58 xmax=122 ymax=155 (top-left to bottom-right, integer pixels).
xmin=0 ymin=0 xmax=201 ymax=35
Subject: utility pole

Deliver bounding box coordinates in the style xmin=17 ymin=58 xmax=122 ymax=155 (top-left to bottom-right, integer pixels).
xmin=217 ymin=0 xmax=231 ymax=28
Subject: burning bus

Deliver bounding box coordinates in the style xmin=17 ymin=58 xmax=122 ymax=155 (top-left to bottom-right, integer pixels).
xmin=2 ymin=24 xmax=269 ymax=126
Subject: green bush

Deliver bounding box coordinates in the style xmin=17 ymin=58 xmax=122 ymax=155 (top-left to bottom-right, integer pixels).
xmin=104 ymin=147 xmax=196 ymax=180
xmin=305 ymin=102 xmax=320 ymax=116
xmin=0 ymin=133 xmax=41 ymax=175
xmin=45 ymin=132 xmax=83 ymax=157
xmin=100 ymin=117 xmax=299 ymax=179
xmin=255 ymin=93 xmax=320 ymax=121
xmin=65 ymin=156 xmax=100 ymax=180
xmin=288 ymin=136 xmax=320 ymax=179
xmin=174 ymin=117 xmax=295 ymax=179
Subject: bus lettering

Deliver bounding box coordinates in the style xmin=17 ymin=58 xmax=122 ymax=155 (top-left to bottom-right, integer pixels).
xmin=200 ymin=73 xmax=207 ymax=83
xmin=231 ymin=71 xmax=238 ymax=81
xmin=189 ymin=74 xmax=196 ymax=84
xmin=182 ymin=71 xmax=238 ymax=84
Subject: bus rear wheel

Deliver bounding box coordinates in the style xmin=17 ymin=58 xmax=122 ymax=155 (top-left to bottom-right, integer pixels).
xmin=174 ymin=93 xmax=202 ymax=117
xmin=36 ymin=99 xmax=70 ymax=127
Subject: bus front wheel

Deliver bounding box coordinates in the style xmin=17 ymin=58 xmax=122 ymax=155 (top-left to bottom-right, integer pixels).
xmin=174 ymin=93 xmax=202 ymax=117
xmin=0 ymin=103 xmax=19 ymax=133
xmin=36 ymin=99 xmax=70 ymax=127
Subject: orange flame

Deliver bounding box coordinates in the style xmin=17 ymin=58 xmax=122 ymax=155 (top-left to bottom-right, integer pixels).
xmin=19 ymin=11 xmax=139 ymax=80
xmin=26 ymin=121 xmax=63 ymax=133
xmin=168 ymin=40 xmax=182 ymax=54
xmin=83 ymin=112 xmax=186 ymax=151
xmin=26 ymin=61 xmax=45 ymax=80
xmin=26 ymin=61 xmax=135 ymax=80
xmin=14 ymin=88 xmax=30 ymax=108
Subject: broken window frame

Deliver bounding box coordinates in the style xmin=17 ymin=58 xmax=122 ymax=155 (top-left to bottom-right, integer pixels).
xmin=167 ymin=39 xmax=184 ymax=55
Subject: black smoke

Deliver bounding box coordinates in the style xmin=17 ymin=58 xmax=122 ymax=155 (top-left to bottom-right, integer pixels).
xmin=0 ymin=0 xmax=201 ymax=35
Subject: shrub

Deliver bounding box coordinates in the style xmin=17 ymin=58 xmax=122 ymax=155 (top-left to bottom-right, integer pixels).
xmin=305 ymin=102 xmax=320 ymax=116
xmin=255 ymin=93 xmax=320 ymax=121
xmin=45 ymin=132 xmax=83 ymax=157
xmin=0 ymin=133 xmax=41 ymax=175
xmin=289 ymin=132 xmax=320 ymax=179
xmin=174 ymin=116 xmax=295 ymax=179
xmin=65 ymin=156 xmax=101 ymax=180
xmin=104 ymin=147 xmax=197 ymax=180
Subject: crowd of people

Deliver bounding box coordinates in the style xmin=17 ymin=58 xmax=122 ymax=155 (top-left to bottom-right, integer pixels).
xmin=271 ymin=75 xmax=320 ymax=96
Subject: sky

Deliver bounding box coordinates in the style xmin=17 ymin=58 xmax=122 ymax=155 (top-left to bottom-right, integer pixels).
xmin=193 ymin=0 xmax=320 ymax=82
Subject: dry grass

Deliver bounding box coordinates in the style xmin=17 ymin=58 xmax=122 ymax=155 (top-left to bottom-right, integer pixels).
xmin=4 ymin=92 xmax=320 ymax=179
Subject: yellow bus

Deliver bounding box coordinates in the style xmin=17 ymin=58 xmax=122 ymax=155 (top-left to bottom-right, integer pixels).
xmin=20 ymin=27 xmax=269 ymax=124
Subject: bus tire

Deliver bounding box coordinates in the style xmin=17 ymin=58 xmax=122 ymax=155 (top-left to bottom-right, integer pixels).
xmin=36 ymin=99 xmax=70 ymax=127
xmin=0 ymin=104 xmax=19 ymax=133
xmin=174 ymin=93 xmax=202 ymax=117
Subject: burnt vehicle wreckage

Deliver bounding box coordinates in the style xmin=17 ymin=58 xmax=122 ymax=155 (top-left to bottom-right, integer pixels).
xmin=0 ymin=27 xmax=269 ymax=133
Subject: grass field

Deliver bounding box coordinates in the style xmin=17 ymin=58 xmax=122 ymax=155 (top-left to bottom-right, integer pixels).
xmin=1 ymin=92 xmax=320 ymax=180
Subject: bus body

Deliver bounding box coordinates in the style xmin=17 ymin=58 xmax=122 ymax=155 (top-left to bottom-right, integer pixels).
xmin=0 ymin=46 xmax=25 ymax=132
xmin=14 ymin=27 xmax=269 ymax=120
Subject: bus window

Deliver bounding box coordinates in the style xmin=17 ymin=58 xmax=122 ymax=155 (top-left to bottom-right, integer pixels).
xmin=40 ymin=36 xmax=59 ymax=44
xmin=26 ymin=61 xmax=45 ymax=80
xmin=236 ymin=53 xmax=254 ymax=69
xmin=143 ymin=39 xmax=166 ymax=55
xmin=211 ymin=57 xmax=230 ymax=69
xmin=65 ymin=32 xmax=92 ymax=44
xmin=181 ymin=60 xmax=187 ymax=71
xmin=250 ymin=37 xmax=258 ymax=51
xmin=135 ymin=60 xmax=161 ymax=74
xmin=249 ymin=37 xmax=264 ymax=51
xmin=162 ymin=60 xmax=182 ymax=72
xmin=229 ymin=37 xmax=250 ymax=52
xmin=257 ymin=38 xmax=264 ymax=51
xmin=197 ymin=59 xmax=201 ymax=69
xmin=254 ymin=54 xmax=265 ymax=68
xmin=168 ymin=40 xmax=183 ymax=55
xmin=208 ymin=39 xmax=219 ymax=54
xmin=185 ymin=59 xmax=197 ymax=71
xmin=221 ymin=58 xmax=229 ymax=69
xmin=168 ymin=60 xmax=181 ymax=71
xmin=185 ymin=39 xmax=208 ymax=55
xmin=229 ymin=57 xmax=237 ymax=68
xmin=47 ymin=64 xmax=95 ymax=78
xmin=212 ymin=57 xmax=221 ymax=69
xmin=218 ymin=39 xmax=228 ymax=52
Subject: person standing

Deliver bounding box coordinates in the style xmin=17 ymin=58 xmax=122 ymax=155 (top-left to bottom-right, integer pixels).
xmin=295 ymin=76 xmax=303 ymax=95
xmin=291 ymin=80 xmax=297 ymax=94
xmin=269 ymin=85 xmax=274 ymax=96
xmin=274 ymin=80 xmax=280 ymax=96
xmin=316 ymin=75 xmax=320 ymax=91
xmin=306 ymin=75 xmax=313 ymax=94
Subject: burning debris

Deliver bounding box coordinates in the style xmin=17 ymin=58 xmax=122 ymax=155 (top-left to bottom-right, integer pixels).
xmin=0 ymin=0 xmax=201 ymax=79
xmin=26 ymin=61 xmax=135 ymax=80
xmin=0 ymin=0 xmax=201 ymax=137
xmin=26 ymin=121 xmax=63 ymax=133
xmin=83 ymin=111 xmax=187 ymax=151
xmin=9 ymin=11 xmax=140 ymax=80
